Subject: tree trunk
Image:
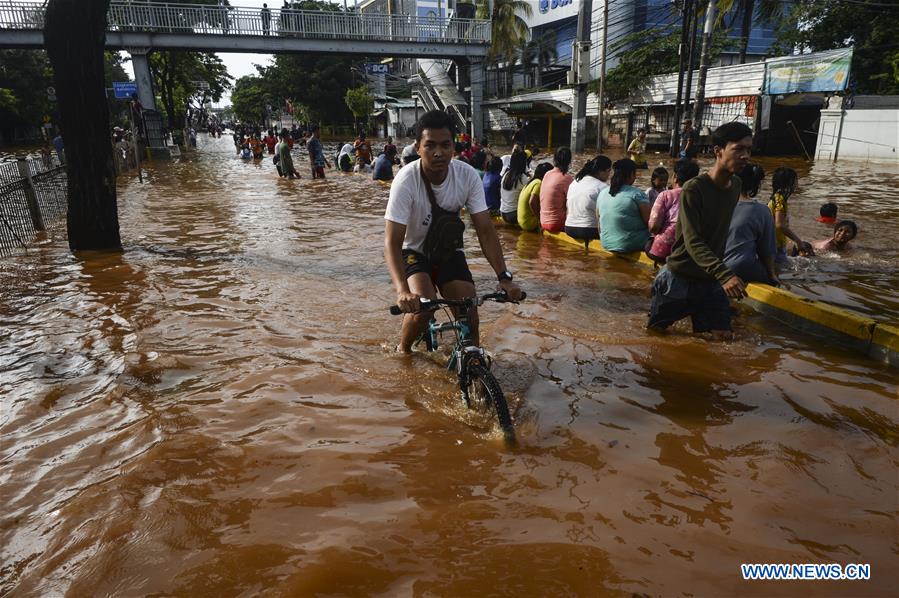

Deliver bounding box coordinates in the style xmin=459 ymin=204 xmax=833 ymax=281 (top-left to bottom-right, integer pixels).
xmin=44 ymin=0 xmax=121 ymax=252
xmin=738 ymin=0 xmax=755 ymax=64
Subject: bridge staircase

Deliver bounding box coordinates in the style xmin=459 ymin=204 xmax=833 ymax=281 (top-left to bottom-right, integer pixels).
xmin=413 ymin=59 xmax=469 ymax=134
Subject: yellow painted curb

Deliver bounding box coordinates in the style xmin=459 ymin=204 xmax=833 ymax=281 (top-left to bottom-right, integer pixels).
xmin=871 ymin=324 xmax=899 ymax=368
xmin=493 ymin=216 xmax=897 ymax=368
xmin=744 ymin=283 xmax=875 ymax=342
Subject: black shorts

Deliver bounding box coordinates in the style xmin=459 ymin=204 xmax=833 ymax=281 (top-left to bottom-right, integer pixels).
xmin=501 ymin=211 xmax=518 ymax=225
xmin=648 ymin=267 xmax=732 ymax=332
xmin=402 ymin=249 xmax=474 ymax=287
xmin=565 ymin=225 xmax=599 ymax=241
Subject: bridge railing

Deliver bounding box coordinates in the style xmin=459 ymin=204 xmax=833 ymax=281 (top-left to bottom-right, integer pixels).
xmin=0 ymin=1 xmax=491 ymax=45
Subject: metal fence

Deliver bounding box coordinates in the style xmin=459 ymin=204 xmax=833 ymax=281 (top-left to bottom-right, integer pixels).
xmin=0 ymin=1 xmax=491 ymax=45
xmin=0 ymin=157 xmax=67 ymax=257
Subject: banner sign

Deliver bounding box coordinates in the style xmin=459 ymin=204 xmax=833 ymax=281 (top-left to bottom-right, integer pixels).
xmin=764 ymin=48 xmax=852 ymax=95
xmin=365 ymin=63 xmax=389 ymax=75
xmin=112 ymin=81 xmax=138 ymax=99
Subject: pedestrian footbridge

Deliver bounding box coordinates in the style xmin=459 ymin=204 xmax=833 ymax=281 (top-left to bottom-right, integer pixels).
xmin=0 ymin=1 xmax=492 ymax=137
xmin=0 ymin=1 xmax=490 ymax=58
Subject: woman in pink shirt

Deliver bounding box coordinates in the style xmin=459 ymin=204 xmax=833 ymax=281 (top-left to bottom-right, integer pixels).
xmin=539 ymin=147 xmax=573 ymax=233
xmin=647 ymin=159 xmax=700 ymax=263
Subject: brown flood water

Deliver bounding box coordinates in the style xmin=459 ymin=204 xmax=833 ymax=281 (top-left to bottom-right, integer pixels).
xmin=1 ymin=136 xmax=897 ymax=596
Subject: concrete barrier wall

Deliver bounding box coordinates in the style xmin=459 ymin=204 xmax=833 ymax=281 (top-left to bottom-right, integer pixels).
xmin=495 ymin=219 xmax=898 ymax=369
xmin=816 ymin=107 xmax=899 ymax=162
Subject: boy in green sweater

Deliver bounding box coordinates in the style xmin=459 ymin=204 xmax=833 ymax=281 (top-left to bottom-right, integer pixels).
xmin=647 ymin=122 xmax=753 ymax=338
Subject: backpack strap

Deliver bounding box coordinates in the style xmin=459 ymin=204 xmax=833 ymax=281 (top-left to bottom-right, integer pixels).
xmin=420 ymin=162 xmax=441 ymax=213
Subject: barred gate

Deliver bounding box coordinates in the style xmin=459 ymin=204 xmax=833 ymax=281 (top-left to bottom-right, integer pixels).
xmin=0 ymin=156 xmax=67 ymax=257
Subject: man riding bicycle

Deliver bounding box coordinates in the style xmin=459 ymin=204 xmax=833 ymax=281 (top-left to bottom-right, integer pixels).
xmin=384 ymin=110 xmax=523 ymax=353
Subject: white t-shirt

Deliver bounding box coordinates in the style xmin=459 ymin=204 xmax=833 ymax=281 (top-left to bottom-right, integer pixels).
xmin=565 ymin=176 xmax=607 ymax=228
xmin=384 ymin=160 xmax=488 ymax=254
xmin=401 ymin=143 xmax=418 ymax=159
xmin=499 ymin=153 xmax=511 ymax=175
xmin=337 ymin=143 xmax=354 ymax=160
xmin=499 ymin=174 xmax=528 ymax=214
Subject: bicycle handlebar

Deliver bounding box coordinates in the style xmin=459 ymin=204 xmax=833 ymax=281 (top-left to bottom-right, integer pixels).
xmin=389 ymin=291 xmax=527 ymax=315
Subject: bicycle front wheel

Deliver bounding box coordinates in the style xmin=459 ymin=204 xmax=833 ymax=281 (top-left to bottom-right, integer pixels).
xmin=466 ymin=364 xmax=515 ymax=444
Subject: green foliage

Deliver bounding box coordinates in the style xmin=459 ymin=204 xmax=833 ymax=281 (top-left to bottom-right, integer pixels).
xmin=255 ymin=53 xmax=356 ymax=123
xmin=0 ymin=48 xmax=132 ymax=139
xmin=476 ymin=0 xmax=531 ymax=64
xmin=230 ymin=75 xmax=271 ymax=124
xmin=344 ymin=86 xmax=374 ymax=121
xmin=776 ymin=0 xmax=899 ymax=94
xmin=715 ymin=0 xmax=783 ymax=63
xmin=0 ymin=88 xmax=17 ymax=113
xmin=0 ymin=49 xmax=53 ymax=138
xmin=149 ymin=51 xmax=232 ymax=129
xmin=589 ymin=28 xmax=733 ymax=102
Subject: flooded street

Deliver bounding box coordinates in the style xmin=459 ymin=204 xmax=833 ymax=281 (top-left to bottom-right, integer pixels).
xmin=1 ymin=136 xmax=897 ymax=596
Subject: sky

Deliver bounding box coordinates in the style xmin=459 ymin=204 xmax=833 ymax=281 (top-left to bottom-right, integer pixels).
xmin=110 ymin=0 xmax=353 ymax=107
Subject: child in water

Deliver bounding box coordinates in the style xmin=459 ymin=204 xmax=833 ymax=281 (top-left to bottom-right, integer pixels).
xmin=768 ymin=167 xmax=813 ymax=261
xmin=645 ymin=166 xmax=669 ymax=206
xmin=816 ymin=202 xmax=838 ymax=224
xmin=810 ymin=220 xmax=858 ymax=253
xmin=239 ymin=145 xmax=252 ymax=160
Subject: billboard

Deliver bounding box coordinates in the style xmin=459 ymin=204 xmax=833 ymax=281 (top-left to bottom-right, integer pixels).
xmin=764 ymin=48 xmax=853 ymax=95
xmin=528 ymin=0 xmax=579 ymax=28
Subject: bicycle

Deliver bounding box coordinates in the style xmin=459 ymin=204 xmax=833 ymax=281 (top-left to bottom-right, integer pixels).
xmin=389 ymin=291 xmax=526 ymax=445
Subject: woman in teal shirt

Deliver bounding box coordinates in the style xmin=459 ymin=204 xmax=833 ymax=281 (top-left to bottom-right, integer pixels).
xmin=596 ymin=159 xmax=651 ymax=253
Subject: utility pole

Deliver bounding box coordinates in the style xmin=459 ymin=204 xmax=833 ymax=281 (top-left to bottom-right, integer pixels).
xmin=570 ymin=0 xmax=592 ymax=152
xmin=692 ymin=0 xmax=717 ymax=130
xmin=595 ymin=0 xmax=609 ymax=150
xmin=670 ymin=0 xmax=693 ymax=156
xmin=683 ymin=5 xmax=700 ymax=119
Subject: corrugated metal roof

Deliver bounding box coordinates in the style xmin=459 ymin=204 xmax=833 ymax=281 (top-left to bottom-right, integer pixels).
xmin=631 ymin=62 xmax=766 ymax=105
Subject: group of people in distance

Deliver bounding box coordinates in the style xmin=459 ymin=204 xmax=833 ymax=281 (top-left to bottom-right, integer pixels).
xmin=490 ymin=121 xmax=859 ymax=337
xmin=335 ymin=133 xmax=404 ymax=181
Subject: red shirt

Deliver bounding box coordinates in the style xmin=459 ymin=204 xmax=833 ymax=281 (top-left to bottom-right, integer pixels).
xmin=539 ymin=168 xmax=573 ymax=232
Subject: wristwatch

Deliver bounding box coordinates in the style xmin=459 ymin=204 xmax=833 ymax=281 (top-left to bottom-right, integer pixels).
xmin=497 ymin=270 xmax=513 ymax=282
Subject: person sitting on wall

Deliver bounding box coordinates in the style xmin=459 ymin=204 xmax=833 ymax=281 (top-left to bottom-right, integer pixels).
xmin=724 ymin=163 xmax=780 ymax=286
xmin=596 ymin=159 xmax=651 ymax=253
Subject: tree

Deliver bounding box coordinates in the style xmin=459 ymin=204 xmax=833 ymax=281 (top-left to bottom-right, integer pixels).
xmin=715 ymin=0 xmax=782 ymax=64
xmin=256 ymin=53 xmax=357 ymax=124
xmin=344 ymin=85 xmax=374 ymax=132
xmin=44 ymin=0 xmax=121 ymax=252
xmin=0 ymin=50 xmax=54 ymax=141
xmin=0 ymin=49 xmax=129 ymax=142
xmin=590 ymin=28 xmax=733 ymax=102
xmin=230 ymin=75 xmax=272 ymax=124
xmin=476 ymin=0 xmax=532 ymax=96
xmin=775 ymin=0 xmax=899 ymax=94
xmin=149 ymin=51 xmax=231 ymax=139
xmin=520 ymin=30 xmax=558 ymax=90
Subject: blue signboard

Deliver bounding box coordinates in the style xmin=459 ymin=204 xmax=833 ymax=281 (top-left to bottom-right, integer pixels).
xmin=112 ymin=81 xmax=138 ymax=99
xmin=539 ymin=0 xmax=573 ymax=14
xmin=365 ymin=63 xmax=389 ymax=75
